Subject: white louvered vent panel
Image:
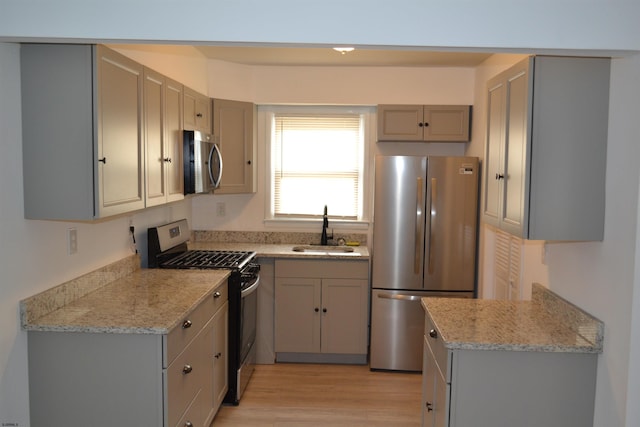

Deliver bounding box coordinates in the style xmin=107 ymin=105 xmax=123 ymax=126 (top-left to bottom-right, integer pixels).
xmin=508 ymin=236 xmax=522 ymax=300
xmin=493 ymin=228 xmax=524 ymax=301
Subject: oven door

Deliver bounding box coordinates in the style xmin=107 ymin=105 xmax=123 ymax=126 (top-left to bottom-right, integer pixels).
xmin=240 ymin=275 xmax=260 ymax=363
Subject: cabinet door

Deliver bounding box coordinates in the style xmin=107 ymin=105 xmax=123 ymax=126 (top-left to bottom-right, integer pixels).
xmin=501 ymin=61 xmax=531 ymax=237
xmin=196 ymin=95 xmax=212 ymax=134
xmin=423 ymin=106 xmax=470 ymax=142
xmin=377 ymin=105 xmax=424 ymax=141
xmin=422 ymin=337 xmax=436 ymax=427
xmin=143 ymin=68 xmax=167 ymax=207
xmin=96 ymin=46 xmax=145 ymax=217
xmin=482 ymin=76 xmax=506 ymax=227
xmin=184 ymin=86 xmax=211 ymax=134
xmin=213 ymin=98 xmax=257 ymax=194
xmin=275 ymin=278 xmax=321 ymax=353
xmin=320 ymin=279 xmax=368 ymax=354
xmin=212 ymin=301 xmax=229 ymax=414
xmin=165 ymin=78 xmax=185 ymax=202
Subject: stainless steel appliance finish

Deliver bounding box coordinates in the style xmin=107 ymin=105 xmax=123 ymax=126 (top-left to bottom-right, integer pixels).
xmin=183 ymin=130 xmax=222 ymax=194
xmin=147 ymin=219 xmax=259 ymax=405
xmin=370 ymin=156 xmax=479 ymax=371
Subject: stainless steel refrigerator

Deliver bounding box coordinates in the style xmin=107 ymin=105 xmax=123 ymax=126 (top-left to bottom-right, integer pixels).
xmin=370 ymin=156 xmax=479 ymax=371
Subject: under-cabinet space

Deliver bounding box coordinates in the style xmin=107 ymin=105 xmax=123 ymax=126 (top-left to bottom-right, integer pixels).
xmin=377 ymin=104 xmax=471 ymax=142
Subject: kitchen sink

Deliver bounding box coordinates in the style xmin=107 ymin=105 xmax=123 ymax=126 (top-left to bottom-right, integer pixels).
xmin=291 ymin=245 xmax=355 ymax=253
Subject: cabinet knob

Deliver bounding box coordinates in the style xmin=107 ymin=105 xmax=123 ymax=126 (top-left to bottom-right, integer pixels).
xmin=185 ymin=421 xmax=194 ymax=427
xmin=215 ymin=352 xmax=222 ymax=359
xmin=213 ymin=291 xmax=221 ymax=299
xmin=182 ymin=319 xmax=193 ymax=329
xmin=314 ymin=307 xmax=319 ymax=312
xmin=429 ymin=329 xmax=438 ymax=339
xmin=164 ymin=157 xmax=172 ymax=163
xmin=322 ymin=308 xmax=327 ymax=313
xmin=418 ymin=122 xmax=423 ymax=127
xmin=196 ymin=113 xmax=203 ymax=118
xmin=495 ymin=173 xmax=505 ymax=180
xmin=426 ymin=401 xmax=434 ymax=412
xmin=182 ymin=364 xmax=193 ymax=374
xmin=98 ymin=157 xmax=107 ymax=164
xmin=247 ymin=160 xmax=252 ymax=165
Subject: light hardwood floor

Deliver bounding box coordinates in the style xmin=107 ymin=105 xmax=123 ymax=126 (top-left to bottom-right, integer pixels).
xmin=212 ymin=363 xmax=422 ymax=426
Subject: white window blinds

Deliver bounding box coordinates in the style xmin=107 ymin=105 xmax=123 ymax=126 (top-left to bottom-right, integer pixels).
xmin=272 ymin=112 xmax=364 ymax=219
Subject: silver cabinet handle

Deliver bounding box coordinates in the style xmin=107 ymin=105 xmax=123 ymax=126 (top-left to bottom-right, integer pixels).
xmin=415 ymin=176 xmax=423 ymax=275
xmin=376 ymin=292 xmax=422 ymax=301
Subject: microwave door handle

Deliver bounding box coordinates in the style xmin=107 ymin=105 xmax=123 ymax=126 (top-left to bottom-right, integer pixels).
xmin=208 ymin=143 xmax=223 ymax=188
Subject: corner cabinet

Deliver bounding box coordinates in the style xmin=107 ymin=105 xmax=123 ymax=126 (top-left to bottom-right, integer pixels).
xmin=21 ymin=44 xmax=145 ymax=220
xmin=377 ymin=105 xmax=471 ymax=142
xmin=274 ymin=259 xmax=369 ymax=364
xmin=143 ymin=68 xmax=184 ymax=207
xmin=482 ymin=56 xmax=610 ymax=240
xmin=184 ymin=86 xmax=212 ymax=134
xmin=421 ymin=314 xmax=597 ymax=427
xmin=27 ymin=282 xmax=229 ymax=427
xmin=212 ymin=98 xmax=257 ymax=194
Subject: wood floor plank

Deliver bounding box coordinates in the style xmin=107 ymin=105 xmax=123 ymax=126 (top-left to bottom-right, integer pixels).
xmin=213 ymin=363 xmax=422 ymax=426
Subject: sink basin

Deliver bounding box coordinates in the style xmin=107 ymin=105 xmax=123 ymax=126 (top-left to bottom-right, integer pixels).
xmin=292 ymin=245 xmax=355 ymax=253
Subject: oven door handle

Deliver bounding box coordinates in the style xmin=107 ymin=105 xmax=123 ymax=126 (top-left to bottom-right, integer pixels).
xmin=241 ymin=276 xmax=261 ymax=297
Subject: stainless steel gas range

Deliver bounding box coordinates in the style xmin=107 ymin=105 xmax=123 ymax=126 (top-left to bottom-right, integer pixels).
xmin=148 ymin=219 xmax=260 ymax=405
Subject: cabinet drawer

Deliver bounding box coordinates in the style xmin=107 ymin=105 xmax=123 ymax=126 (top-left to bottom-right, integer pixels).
xmin=424 ymin=313 xmax=450 ymax=381
xmin=166 ymin=317 xmax=211 ymax=427
xmin=165 ymin=285 xmax=223 ymax=366
xmin=276 ymin=259 xmax=368 ymax=279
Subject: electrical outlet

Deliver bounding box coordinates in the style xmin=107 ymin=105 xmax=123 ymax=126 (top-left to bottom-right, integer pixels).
xmin=67 ymin=227 xmax=78 ymax=255
xmin=216 ymin=202 xmax=226 ymax=217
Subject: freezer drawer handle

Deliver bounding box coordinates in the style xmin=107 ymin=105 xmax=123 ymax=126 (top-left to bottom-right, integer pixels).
xmin=377 ymin=292 xmax=422 ymax=301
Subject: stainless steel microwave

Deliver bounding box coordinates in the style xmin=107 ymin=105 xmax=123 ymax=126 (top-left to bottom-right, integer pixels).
xmin=183 ymin=130 xmax=222 ymax=194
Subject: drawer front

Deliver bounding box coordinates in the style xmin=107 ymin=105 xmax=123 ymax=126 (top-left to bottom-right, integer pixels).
xmin=275 ymin=259 xmax=369 ymax=279
xmin=166 ymin=318 xmax=211 ymax=427
xmin=424 ymin=313 xmax=450 ymax=381
xmin=165 ymin=284 xmax=226 ymax=366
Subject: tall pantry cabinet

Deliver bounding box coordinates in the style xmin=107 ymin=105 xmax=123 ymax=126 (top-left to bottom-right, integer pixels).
xmin=482 ymin=56 xmax=610 ymax=241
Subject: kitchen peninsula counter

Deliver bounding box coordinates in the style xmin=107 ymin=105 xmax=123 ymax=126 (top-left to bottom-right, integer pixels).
xmin=422 ymin=283 xmax=603 ymax=354
xmin=20 ymin=255 xmax=229 ymax=334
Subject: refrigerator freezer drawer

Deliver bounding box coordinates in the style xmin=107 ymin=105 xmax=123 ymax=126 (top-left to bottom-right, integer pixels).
xmin=369 ymin=289 xmax=473 ymax=372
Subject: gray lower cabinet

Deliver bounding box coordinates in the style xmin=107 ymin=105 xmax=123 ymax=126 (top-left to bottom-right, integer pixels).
xmin=422 ymin=315 xmax=597 ymax=427
xmin=274 ymin=259 xmax=369 ymax=363
xmin=27 ymin=285 xmax=228 ymax=427
xmin=21 ymin=44 xmax=145 ymax=220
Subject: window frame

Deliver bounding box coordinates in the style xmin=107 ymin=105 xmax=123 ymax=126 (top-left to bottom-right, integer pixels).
xmin=260 ymin=104 xmax=374 ymax=229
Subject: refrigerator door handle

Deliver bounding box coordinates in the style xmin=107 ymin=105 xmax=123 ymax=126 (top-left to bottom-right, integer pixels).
xmin=415 ymin=176 xmax=423 ymax=275
xmin=428 ymin=177 xmax=437 ymax=275
xmin=376 ymin=292 xmax=422 ymax=301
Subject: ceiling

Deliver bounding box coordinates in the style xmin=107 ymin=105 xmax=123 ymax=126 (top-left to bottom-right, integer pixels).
xmin=194 ymin=45 xmax=493 ymax=67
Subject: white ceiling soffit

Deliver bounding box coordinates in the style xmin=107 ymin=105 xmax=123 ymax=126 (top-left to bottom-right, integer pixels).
xmin=195 ymin=45 xmax=493 ymax=67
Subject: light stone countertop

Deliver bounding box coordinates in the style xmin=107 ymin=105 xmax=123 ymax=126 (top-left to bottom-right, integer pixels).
xmin=422 ymin=284 xmax=604 ymax=354
xmin=21 ymin=260 xmax=229 ymax=334
xmin=188 ymin=241 xmax=370 ymax=259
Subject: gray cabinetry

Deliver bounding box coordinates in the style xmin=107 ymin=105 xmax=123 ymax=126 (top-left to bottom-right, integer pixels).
xmin=184 ymin=86 xmax=212 ymax=134
xmin=377 ymin=105 xmax=471 ymax=142
xmin=21 ymin=44 xmax=145 ymax=219
xmin=482 ymin=56 xmax=610 ymax=240
xmin=274 ymin=259 xmax=369 ymax=363
xmin=421 ymin=312 xmax=598 ymax=427
xmin=27 ymin=282 xmax=228 ymax=427
xmin=212 ymin=98 xmax=257 ymax=194
xmin=143 ymin=68 xmax=184 ymax=207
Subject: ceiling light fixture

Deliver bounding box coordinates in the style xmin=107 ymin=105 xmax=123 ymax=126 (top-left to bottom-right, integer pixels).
xmin=333 ymin=47 xmax=355 ymax=55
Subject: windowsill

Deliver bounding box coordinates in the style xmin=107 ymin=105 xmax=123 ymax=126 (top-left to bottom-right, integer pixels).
xmin=264 ymin=218 xmax=370 ymax=231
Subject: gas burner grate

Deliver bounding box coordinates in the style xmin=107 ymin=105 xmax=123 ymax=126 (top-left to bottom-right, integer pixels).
xmin=160 ymin=250 xmax=254 ymax=270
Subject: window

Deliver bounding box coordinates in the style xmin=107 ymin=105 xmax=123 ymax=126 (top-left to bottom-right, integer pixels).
xmin=263 ymin=105 xmax=373 ymax=222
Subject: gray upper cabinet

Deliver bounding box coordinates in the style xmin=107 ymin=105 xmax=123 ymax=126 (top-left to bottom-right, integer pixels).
xmin=144 ymin=68 xmax=184 ymax=208
xmin=21 ymin=44 xmax=145 ymax=220
xmin=212 ymin=98 xmax=257 ymax=194
xmin=377 ymin=105 xmax=471 ymax=142
xmin=184 ymin=86 xmax=212 ymax=134
xmin=482 ymin=56 xmax=610 ymax=241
